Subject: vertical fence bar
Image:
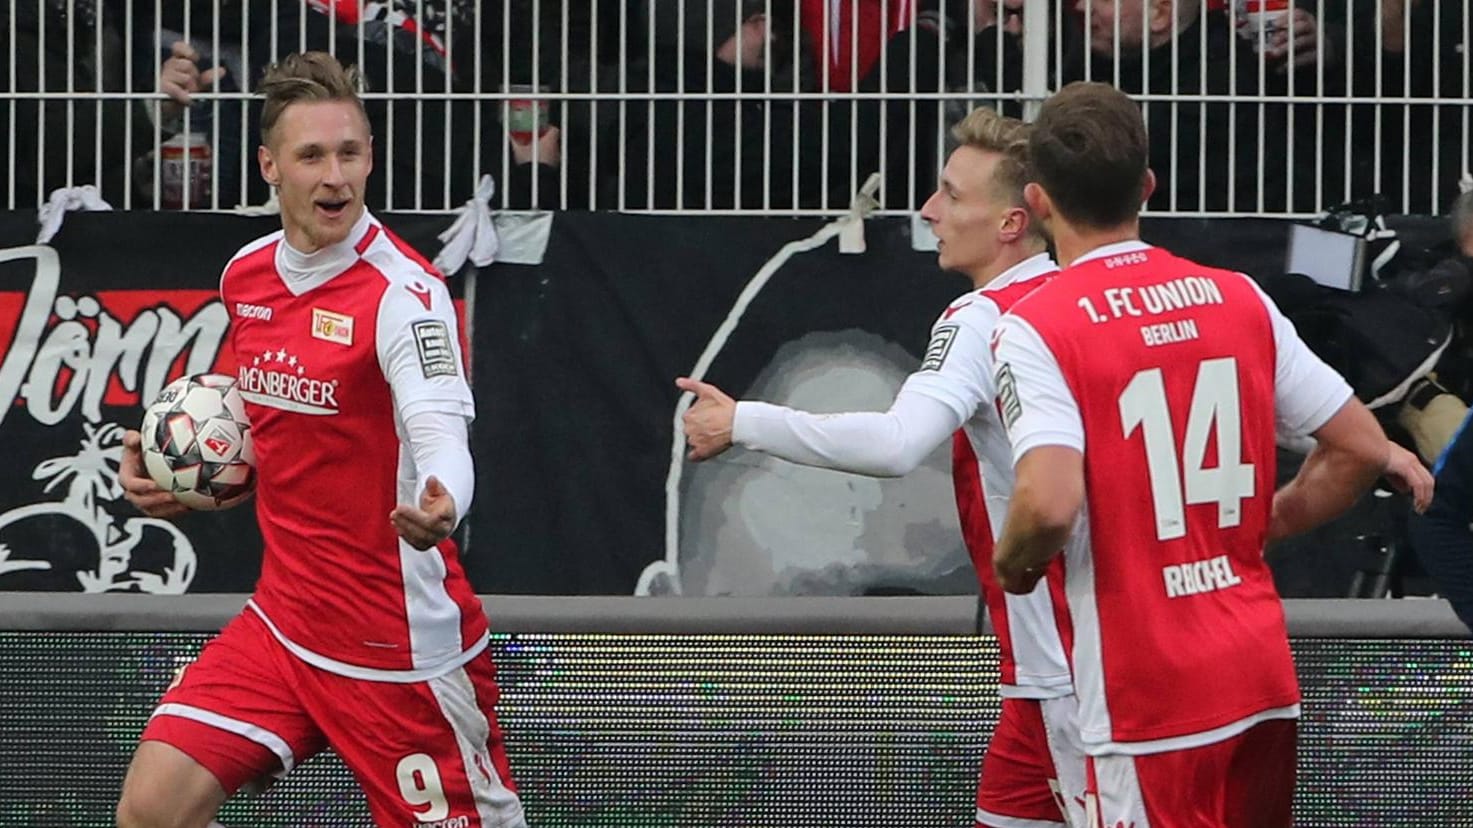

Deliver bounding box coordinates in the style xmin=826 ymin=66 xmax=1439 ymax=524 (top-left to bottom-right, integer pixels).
xmin=1225 ymin=0 xmax=1238 ymax=213
xmin=1430 ymin=0 xmax=1442 ymax=214
xmin=1402 ymin=0 xmax=1413 ymax=212
xmin=240 ymin=0 xmax=249 ymax=208
xmin=1325 ymin=0 xmax=1337 ymax=212
xmin=210 ymin=2 xmax=221 ymax=210
xmin=36 ymin=0 xmax=47 ymax=206
xmin=1197 ymin=0 xmax=1207 ymax=213
xmin=1343 ymin=0 xmax=1353 ymax=204
xmin=791 ymin=0 xmax=801 ymax=209
xmin=877 ymin=0 xmax=889 ymax=207
xmin=94 ymin=0 xmax=104 ymax=205
xmin=1373 ymin=0 xmax=1384 ymax=210
xmin=501 ymin=0 xmax=511 ymax=209
xmin=821 ymin=0 xmax=833 ymax=211
xmin=445 ymin=4 xmax=456 ymax=210
xmin=762 ymin=0 xmax=772 ymax=211
xmin=1463 ymin=0 xmax=1471 ymax=193
xmin=122 ymin=0 xmax=132 ymax=209
xmin=558 ymin=0 xmax=569 ymax=209
xmin=412 ymin=1 xmax=425 ymax=210
xmin=734 ymin=0 xmax=745 ymax=209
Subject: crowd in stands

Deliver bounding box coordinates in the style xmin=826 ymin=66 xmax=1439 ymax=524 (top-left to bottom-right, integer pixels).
xmin=1 ymin=0 xmax=1470 ymax=214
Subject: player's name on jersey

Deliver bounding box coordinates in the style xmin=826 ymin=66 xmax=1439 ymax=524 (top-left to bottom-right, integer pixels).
xmin=1075 ymin=276 xmax=1224 ymax=324
xmin=1162 ymin=554 xmax=1244 ymax=599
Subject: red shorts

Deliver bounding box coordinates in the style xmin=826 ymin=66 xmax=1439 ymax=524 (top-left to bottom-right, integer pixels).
xmin=141 ymin=609 xmax=525 ymax=827
xmin=1085 ymin=718 xmax=1297 ymax=828
xmin=976 ymin=697 xmax=1084 ymax=828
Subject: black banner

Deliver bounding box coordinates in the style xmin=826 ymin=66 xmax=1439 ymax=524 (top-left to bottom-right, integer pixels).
xmin=0 ymin=209 xmax=1393 ymax=597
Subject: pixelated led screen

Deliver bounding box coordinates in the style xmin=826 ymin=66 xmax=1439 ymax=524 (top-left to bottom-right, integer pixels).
xmin=1 ymin=633 xmax=1470 ymax=827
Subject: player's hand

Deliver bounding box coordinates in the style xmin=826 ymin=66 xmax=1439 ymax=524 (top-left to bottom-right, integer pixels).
xmin=391 ymin=476 xmax=457 ymax=550
xmin=1384 ymin=442 xmax=1435 ymax=514
xmin=119 ymin=429 xmax=189 ymax=519
xmin=993 ymin=558 xmax=1044 ymax=595
xmin=159 ymin=40 xmax=227 ymax=107
xmin=676 ymin=377 xmax=736 ymax=462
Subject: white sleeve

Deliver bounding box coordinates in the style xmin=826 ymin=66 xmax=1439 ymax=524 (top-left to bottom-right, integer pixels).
xmin=1244 ymin=277 xmax=1355 ymax=437
xmin=993 ymin=314 xmax=1084 ymax=464
xmin=377 ymin=275 xmax=476 ymax=421
xmin=405 ymin=410 xmax=475 ymax=528
xmin=727 ymin=302 xmax=997 ymax=476
xmin=902 ymin=299 xmax=1000 ymax=423
xmin=731 ymin=390 xmax=964 ymax=477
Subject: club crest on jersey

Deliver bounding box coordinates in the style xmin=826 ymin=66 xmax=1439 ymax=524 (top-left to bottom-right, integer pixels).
xmin=311 ymin=309 xmax=354 ymax=346
xmin=920 ymin=325 xmax=958 ymax=371
xmin=412 ymin=320 xmax=458 ymax=378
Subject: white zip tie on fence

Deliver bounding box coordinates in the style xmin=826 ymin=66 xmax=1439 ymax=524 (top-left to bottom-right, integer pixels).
xmin=434 ymin=175 xmax=500 ymax=275
xmin=837 ymin=172 xmax=883 ymax=254
xmin=1460 ymin=173 xmax=1473 ymax=194
xmin=35 ymin=186 xmax=112 ymax=244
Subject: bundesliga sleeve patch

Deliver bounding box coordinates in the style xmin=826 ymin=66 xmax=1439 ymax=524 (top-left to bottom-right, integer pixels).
xmin=996 ymin=363 xmax=1022 ymax=431
xmin=412 ymin=320 xmax=459 ymax=378
xmin=920 ymin=325 xmax=958 ymax=372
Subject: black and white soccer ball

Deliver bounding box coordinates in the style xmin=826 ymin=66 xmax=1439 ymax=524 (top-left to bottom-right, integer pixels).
xmin=140 ymin=373 xmax=256 ymax=511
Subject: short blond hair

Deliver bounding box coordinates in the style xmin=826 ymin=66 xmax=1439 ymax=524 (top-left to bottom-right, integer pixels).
xmin=950 ymin=106 xmax=1032 ymax=210
xmin=258 ymin=52 xmax=367 ymax=147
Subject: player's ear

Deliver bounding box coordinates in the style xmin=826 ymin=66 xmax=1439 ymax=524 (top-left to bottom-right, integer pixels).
xmin=1140 ymin=168 xmax=1157 ymax=207
xmin=1023 ymin=182 xmax=1052 ymax=223
xmin=1000 ymin=205 xmax=1029 ymax=243
xmin=258 ymin=144 xmax=279 ymax=188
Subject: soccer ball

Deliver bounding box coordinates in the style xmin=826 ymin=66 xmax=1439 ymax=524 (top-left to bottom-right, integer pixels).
xmin=140 ymin=373 xmax=256 ymax=511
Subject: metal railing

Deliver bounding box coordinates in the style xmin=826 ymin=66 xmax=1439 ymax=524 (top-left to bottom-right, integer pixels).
xmin=2 ymin=1 xmax=1469 ymax=217
xmin=2 ymin=593 xmax=1467 ymax=636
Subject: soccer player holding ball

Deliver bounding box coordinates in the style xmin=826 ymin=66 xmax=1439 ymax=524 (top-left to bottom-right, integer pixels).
xmin=116 ymin=52 xmax=525 ymax=828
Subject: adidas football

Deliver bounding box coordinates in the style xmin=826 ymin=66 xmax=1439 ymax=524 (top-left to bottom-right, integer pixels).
xmin=140 ymin=373 xmax=256 ymax=511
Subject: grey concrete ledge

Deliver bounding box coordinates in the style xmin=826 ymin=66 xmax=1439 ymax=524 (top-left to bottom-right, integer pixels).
xmin=0 ymin=594 xmax=1466 ymax=638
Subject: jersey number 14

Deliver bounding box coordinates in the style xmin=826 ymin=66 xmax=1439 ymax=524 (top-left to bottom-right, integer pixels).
xmin=1119 ymin=357 xmax=1256 ymax=541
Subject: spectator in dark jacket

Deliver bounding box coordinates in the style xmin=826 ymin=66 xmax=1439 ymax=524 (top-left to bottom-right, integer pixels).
xmin=1060 ymin=0 xmax=1332 ymax=213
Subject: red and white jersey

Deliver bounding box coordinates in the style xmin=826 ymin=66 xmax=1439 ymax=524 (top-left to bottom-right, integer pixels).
xmin=902 ymin=253 xmax=1073 ymax=698
xmin=993 ymin=241 xmax=1352 ymax=754
xmin=220 ymin=210 xmax=486 ymax=682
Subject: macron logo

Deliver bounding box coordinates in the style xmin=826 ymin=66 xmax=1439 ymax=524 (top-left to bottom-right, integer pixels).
xmin=235 ymin=303 xmax=273 ymax=321
xmin=1163 ymin=554 xmax=1243 ymax=599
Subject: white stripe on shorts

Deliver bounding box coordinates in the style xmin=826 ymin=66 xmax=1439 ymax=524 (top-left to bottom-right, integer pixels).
xmin=1089 ymin=754 xmax=1152 ymax=828
xmin=150 ymin=702 xmax=296 ymax=772
xmin=427 ymin=666 xmax=527 ymax=828
xmin=974 ymin=807 xmax=1066 ymax=828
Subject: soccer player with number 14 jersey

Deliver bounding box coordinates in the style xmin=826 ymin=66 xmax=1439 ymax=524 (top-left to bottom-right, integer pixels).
xmin=990 ymin=82 xmax=1427 ymax=827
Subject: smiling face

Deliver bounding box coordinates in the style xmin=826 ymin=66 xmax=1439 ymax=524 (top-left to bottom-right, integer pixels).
xmin=258 ymin=99 xmax=373 ymax=253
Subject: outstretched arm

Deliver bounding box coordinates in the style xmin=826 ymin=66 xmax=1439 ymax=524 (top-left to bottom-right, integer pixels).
xmin=677 ymin=376 xmax=964 ymax=477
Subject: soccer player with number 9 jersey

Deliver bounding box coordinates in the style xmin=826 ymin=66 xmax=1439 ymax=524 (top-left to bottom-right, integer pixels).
xmin=114 ymin=53 xmax=525 ymax=828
